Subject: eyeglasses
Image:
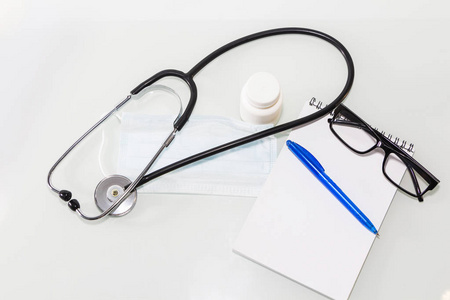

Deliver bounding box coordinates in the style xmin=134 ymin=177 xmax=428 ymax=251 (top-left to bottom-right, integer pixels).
xmin=328 ymin=104 xmax=439 ymax=202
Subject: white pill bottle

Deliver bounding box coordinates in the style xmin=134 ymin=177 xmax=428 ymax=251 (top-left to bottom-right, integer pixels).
xmin=240 ymin=72 xmax=283 ymax=125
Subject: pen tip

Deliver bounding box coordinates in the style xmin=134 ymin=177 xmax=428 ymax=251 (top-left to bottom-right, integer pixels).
xmin=376 ymin=233 xmax=380 ymax=239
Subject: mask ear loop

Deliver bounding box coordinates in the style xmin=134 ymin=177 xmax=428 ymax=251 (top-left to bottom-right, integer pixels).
xmin=48 ymin=84 xmax=184 ymax=219
xmin=94 ymin=85 xmax=184 ymax=217
xmin=97 ymin=84 xmax=183 ymax=177
xmin=47 ymin=94 xmax=133 ymax=196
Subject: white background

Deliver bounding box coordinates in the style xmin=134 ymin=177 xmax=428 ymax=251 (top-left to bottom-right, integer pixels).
xmin=1 ymin=1 xmax=449 ymax=299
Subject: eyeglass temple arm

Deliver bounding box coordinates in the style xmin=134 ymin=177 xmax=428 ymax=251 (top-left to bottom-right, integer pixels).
xmin=405 ymin=165 xmax=424 ymax=202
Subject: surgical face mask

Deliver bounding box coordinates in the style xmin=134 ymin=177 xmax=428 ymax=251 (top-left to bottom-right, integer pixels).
xmin=116 ymin=114 xmax=277 ymax=197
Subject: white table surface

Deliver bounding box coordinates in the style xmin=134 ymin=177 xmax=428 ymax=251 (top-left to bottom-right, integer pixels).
xmin=1 ymin=1 xmax=449 ymax=299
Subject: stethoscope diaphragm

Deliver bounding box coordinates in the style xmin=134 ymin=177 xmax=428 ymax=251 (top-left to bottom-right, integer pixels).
xmin=94 ymin=175 xmax=137 ymax=216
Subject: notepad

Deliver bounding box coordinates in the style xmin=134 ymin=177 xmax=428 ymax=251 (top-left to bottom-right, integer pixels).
xmin=233 ymin=101 xmax=410 ymax=300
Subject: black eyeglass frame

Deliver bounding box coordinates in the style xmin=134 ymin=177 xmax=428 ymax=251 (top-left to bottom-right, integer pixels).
xmin=328 ymin=104 xmax=439 ymax=202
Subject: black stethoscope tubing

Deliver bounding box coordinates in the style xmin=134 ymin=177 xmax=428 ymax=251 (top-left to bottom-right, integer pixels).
xmin=132 ymin=27 xmax=354 ymax=190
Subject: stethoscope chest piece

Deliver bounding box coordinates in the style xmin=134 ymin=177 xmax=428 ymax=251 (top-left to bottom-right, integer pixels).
xmin=94 ymin=175 xmax=137 ymax=217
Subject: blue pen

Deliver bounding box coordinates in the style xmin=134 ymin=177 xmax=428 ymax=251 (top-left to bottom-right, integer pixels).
xmin=286 ymin=140 xmax=379 ymax=236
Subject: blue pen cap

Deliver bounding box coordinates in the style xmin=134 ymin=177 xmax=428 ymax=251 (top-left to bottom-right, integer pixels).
xmin=286 ymin=140 xmax=324 ymax=173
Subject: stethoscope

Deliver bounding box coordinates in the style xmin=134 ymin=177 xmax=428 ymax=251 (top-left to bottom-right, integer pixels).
xmin=47 ymin=27 xmax=355 ymax=221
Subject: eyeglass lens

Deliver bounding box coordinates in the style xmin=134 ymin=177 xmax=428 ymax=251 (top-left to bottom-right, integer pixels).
xmin=331 ymin=112 xmax=377 ymax=153
xmin=384 ymin=153 xmax=429 ymax=196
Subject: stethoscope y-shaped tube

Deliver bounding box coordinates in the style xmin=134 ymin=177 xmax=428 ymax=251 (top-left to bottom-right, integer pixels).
xmin=48 ymin=27 xmax=354 ymax=220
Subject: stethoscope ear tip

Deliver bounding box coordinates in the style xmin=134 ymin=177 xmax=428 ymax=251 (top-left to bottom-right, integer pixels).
xmin=68 ymin=199 xmax=80 ymax=211
xmin=59 ymin=190 xmax=72 ymax=201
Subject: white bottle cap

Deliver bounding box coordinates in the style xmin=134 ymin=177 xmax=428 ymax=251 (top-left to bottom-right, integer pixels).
xmin=240 ymin=72 xmax=282 ymax=125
